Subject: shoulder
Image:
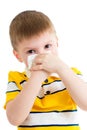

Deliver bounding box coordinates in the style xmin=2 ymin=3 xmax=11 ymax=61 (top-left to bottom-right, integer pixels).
xmin=8 ymin=71 xmax=28 ymax=82
xmin=8 ymin=71 xmax=27 ymax=77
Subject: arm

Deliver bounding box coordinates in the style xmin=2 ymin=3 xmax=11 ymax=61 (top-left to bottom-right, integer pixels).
xmin=6 ymin=70 xmax=48 ymax=126
xmin=56 ymin=59 xmax=87 ymax=110
xmin=31 ymin=53 xmax=87 ymax=110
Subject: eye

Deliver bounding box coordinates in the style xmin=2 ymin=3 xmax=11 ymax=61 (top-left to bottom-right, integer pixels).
xmin=45 ymin=44 xmax=52 ymax=49
xmin=27 ymin=50 xmax=36 ymax=54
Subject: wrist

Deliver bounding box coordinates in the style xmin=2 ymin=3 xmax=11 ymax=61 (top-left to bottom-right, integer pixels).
xmin=30 ymin=70 xmax=48 ymax=81
xmin=56 ymin=59 xmax=69 ymax=75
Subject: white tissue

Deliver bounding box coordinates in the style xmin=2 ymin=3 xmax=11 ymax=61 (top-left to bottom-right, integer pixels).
xmin=25 ymin=54 xmax=37 ymax=77
xmin=27 ymin=54 xmax=37 ymax=70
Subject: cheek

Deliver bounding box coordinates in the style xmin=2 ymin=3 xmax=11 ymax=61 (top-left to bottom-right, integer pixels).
xmin=24 ymin=61 xmax=28 ymax=68
xmin=25 ymin=57 xmax=29 ymax=67
xmin=21 ymin=56 xmax=28 ymax=67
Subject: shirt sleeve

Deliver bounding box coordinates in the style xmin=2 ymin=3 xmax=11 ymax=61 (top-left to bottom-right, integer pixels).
xmin=4 ymin=71 xmax=27 ymax=109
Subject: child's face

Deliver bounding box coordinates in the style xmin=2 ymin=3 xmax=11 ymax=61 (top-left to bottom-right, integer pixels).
xmin=13 ymin=30 xmax=58 ymax=66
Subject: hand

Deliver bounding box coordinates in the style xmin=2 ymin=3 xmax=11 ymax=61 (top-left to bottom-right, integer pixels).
xmin=30 ymin=53 xmax=59 ymax=74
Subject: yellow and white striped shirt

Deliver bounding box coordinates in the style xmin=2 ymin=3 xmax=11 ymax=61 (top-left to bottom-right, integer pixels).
xmin=4 ymin=68 xmax=82 ymax=130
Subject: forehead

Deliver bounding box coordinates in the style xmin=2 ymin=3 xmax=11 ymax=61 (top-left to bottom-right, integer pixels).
xmin=17 ymin=31 xmax=58 ymax=49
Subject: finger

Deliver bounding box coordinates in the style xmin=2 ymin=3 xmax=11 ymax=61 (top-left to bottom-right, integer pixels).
xmin=34 ymin=54 xmax=46 ymax=64
xmin=30 ymin=64 xmax=43 ymax=71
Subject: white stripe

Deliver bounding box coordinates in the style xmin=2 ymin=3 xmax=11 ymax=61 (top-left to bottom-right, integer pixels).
xmin=38 ymin=81 xmax=66 ymax=98
xmin=43 ymin=81 xmax=66 ymax=94
xmin=7 ymin=82 xmax=19 ymax=92
xmin=77 ymin=74 xmax=87 ymax=82
xmin=21 ymin=111 xmax=79 ymax=126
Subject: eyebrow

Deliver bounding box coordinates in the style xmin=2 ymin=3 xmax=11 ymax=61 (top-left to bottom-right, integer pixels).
xmin=23 ymin=40 xmax=57 ymax=51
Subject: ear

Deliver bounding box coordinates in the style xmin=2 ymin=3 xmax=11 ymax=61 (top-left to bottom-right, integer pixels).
xmin=13 ymin=49 xmax=23 ymax=62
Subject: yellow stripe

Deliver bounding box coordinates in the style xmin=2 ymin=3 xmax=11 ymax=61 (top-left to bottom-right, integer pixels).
xmin=32 ymin=90 xmax=77 ymax=112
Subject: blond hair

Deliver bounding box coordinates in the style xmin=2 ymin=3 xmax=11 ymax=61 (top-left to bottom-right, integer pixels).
xmin=9 ymin=10 xmax=56 ymax=50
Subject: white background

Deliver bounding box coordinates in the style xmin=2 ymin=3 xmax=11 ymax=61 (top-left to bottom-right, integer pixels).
xmin=0 ymin=0 xmax=87 ymax=129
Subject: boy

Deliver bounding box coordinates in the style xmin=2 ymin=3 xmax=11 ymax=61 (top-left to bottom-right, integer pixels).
xmin=4 ymin=10 xmax=87 ymax=130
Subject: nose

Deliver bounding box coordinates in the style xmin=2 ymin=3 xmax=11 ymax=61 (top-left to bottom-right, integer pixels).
xmin=38 ymin=49 xmax=51 ymax=54
xmin=38 ymin=48 xmax=45 ymax=54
